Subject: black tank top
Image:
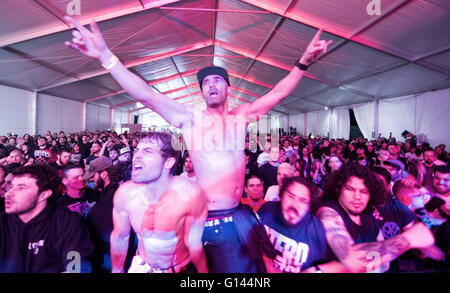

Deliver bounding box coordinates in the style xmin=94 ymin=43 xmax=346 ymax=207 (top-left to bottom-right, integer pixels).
xmin=321 ymin=200 xmax=380 ymax=244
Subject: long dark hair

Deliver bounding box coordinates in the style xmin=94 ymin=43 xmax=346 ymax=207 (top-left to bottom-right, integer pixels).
xmin=322 ymin=163 xmax=388 ymax=213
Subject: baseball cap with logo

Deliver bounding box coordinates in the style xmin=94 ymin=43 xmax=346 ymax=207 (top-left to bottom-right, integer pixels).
xmin=385 ymin=159 xmax=408 ymax=178
xmin=82 ymin=156 xmax=112 ymax=180
xmin=385 ymin=159 xmax=405 ymax=171
xmin=119 ymin=147 xmax=131 ymax=155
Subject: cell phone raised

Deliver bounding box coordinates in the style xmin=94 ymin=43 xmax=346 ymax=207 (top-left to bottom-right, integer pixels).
xmin=425 ymin=196 xmax=445 ymax=212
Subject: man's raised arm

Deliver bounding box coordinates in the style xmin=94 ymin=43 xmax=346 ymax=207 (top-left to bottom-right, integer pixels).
xmin=64 ymin=16 xmax=189 ymax=128
xmin=233 ymin=27 xmax=332 ymax=118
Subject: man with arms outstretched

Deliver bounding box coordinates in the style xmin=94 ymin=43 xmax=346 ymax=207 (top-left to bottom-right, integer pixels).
xmin=110 ymin=132 xmax=208 ymax=273
xmin=65 ymin=16 xmax=331 ymax=272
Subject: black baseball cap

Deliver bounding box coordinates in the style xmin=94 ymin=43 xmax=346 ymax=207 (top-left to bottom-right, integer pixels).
xmin=197 ymin=66 xmax=230 ymax=90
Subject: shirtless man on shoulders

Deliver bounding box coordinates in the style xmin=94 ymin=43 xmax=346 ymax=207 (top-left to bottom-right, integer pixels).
xmin=110 ymin=132 xmax=208 ymax=273
xmin=65 ymin=16 xmax=331 ymax=272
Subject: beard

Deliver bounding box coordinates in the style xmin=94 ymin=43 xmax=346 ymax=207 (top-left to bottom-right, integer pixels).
xmin=7 ymin=196 xmax=38 ymax=216
xmin=95 ymin=177 xmax=105 ymax=190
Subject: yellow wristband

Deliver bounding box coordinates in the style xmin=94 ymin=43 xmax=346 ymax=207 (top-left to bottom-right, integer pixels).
xmin=101 ymin=55 xmax=119 ymax=70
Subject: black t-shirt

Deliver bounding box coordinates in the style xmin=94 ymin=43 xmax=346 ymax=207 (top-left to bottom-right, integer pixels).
xmin=33 ymin=148 xmax=54 ymax=165
xmin=79 ymin=142 xmax=92 ymax=159
xmin=320 ymin=200 xmax=380 ymax=244
xmin=70 ymin=152 xmax=85 ymax=169
xmin=5 ymin=163 xmax=22 ymax=172
xmin=246 ymin=146 xmax=261 ymax=163
xmin=6 ymin=145 xmax=17 ymax=156
xmin=258 ymin=202 xmax=330 ymax=272
xmin=57 ymin=188 xmax=101 ymax=218
xmin=48 ymin=161 xmax=67 ymax=172
xmin=376 ymin=198 xmax=418 ymax=272
xmin=436 ymin=220 xmax=450 ymax=264
xmin=87 ymin=185 xmax=116 ymax=248
xmin=0 ymin=144 xmax=7 ymax=159
xmin=0 ymin=202 xmax=94 ymax=273
xmin=377 ymin=198 xmax=417 ymax=239
xmin=245 ymin=160 xmax=258 ymax=182
xmin=86 ymin=184 xmax=136 ymax=272
xmin=85 ymin=155 xmax=100 ymax=166
xmin=256 ymin=163 xmax=278 ymax=194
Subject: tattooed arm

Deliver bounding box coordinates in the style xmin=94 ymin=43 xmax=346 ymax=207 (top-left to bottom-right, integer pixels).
xmin=317 ymin=206 xmax=435 ymax=273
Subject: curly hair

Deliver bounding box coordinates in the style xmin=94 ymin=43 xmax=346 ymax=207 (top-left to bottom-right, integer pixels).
xmin=322 ymin=163 xmax=388 ymax=212
xmin=279 ymin=176 xmax=320 ymax=213
xmin=324 ymin=155 xmax=345 ymax=173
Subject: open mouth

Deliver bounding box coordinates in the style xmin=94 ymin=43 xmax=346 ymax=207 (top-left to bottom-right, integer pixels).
xmin=133 ymin=163 xmax=144 ymax=172
xmin=209 ymin=89 xmax=218 ymax=97
xmin=288 ymin=207 xmax=299 ymax=217
xmin=4 ymin=199 xmax=13 ymax=208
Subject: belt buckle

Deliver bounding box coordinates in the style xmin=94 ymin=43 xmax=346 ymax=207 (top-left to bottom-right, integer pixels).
xmin=149 ymin=266 xmax=165 ymax=273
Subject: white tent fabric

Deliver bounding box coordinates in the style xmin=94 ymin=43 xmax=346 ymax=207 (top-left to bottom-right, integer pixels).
xmin=416 ymin=90 xmax=450 ymax=147
xmin=353 ymin=102 xmax=375 ymax=139
xmin=37 ymin=93 xmax=84 ymax=133
xmin=379 ymin=96 xmax=417 ymax=142
xmin=0 ymin=84 xmax=36 ymax=135
xmin=306 ymin=110 xmax=329 ymax=137
xmin=285 ymin=87 xmax=450 ymax=147
xmin=330 ymin=108 xmax=350 ymax=140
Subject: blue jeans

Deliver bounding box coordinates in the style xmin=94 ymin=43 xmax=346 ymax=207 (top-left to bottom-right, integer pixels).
xmin=202 ymin=205 xmax=264 ymax=273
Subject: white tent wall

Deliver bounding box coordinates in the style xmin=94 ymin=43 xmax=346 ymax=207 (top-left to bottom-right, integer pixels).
xmin=378 ymin=88 xmax=450 ymax=148
xmin=0 ymin=84 xmax=36 ymax=136
xmin=113 ymin=109 xmax=129 ymax=131
xmin=279 ymin=115 xmax=288 ymax=132
xmin=305 ymin=110 xmax=330 ymax=138
xmin=323 ymin=87 xmax=450 ymax=147
xmin=378 ymin=96 xmax=416 ymax=142
xmin=37 ymin=93 xmax=83 ymax=134
xmin=353 ymin=102 xmax=376 ymax=140
xmin=416 ymin=89 xmax=450 ymax=148
xmin=330 ymin=108 xmax=350 ymax=140
xmin=140 ymin=113 xmax=170 ymax=130
xmin=289 ymin=113 xmax=306 ymax=136
xmin=86 ymin=103 xmax=112 ymax=131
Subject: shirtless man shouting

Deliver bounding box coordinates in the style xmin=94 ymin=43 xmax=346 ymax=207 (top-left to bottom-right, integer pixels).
xmin=110 ymin=132 xmax=208 ymax=273
xmin=65 ymin=16 xmax=331 ymax=272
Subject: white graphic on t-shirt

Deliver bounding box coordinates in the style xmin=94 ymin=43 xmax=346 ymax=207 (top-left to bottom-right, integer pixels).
xmin=67 ymin=200 xmax=96 ymax=217
xmin=381 ymin=222 xmax=400 ymax=239
xmin=28 ymin=240 xmax=45 ymax=255
xmin=265 ymin=225 xmax=309 ymax=273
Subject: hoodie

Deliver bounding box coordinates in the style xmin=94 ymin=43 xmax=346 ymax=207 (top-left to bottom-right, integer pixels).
xmin=0 ymin=201 xmax=94 ymax=273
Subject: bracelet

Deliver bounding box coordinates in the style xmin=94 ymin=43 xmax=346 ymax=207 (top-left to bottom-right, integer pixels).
xmin=101 ymin=55 xmax=119 ymax=70
xmin=295 ymin=59 xmax=309 ymax=71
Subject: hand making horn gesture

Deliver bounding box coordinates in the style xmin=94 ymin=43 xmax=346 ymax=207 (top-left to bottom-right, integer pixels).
xmin=64 ymin=16 xmax=111 ymax=60
xmin=299 ymin=27 xmax=333 ymax=66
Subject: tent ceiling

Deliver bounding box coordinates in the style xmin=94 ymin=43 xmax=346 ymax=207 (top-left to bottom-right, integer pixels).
xmin=0 ymin=0 xmax=449 ymax=116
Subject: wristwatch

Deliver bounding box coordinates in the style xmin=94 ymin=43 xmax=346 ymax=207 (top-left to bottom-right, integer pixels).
xmin=295 ymin=59 xmax=309 ymax=71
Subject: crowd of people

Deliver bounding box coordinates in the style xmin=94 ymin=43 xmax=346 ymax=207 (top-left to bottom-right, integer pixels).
xmin=0 ymin=129 xmax=449 ymax=273
xmin=1 ymin=16 xmax=449 ymax=274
